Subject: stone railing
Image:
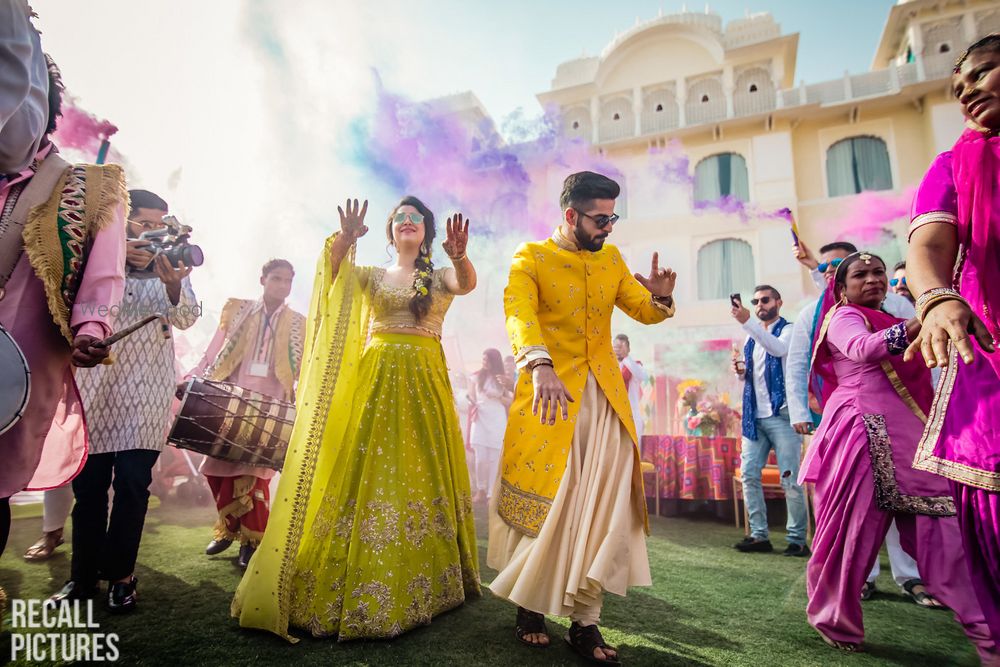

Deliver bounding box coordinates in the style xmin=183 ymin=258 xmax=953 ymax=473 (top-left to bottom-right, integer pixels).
xmin=591 ymin=51 xmax=955 ymax=144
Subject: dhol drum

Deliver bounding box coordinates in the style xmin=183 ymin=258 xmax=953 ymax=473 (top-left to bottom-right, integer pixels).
xmin=0 ymin=322 xmax=30 ymax=436
xmin=169 ymin=378 xmax=294 ymax=471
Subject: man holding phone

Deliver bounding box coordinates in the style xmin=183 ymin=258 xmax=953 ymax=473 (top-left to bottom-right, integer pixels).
xmin=731 ymin=286 xmax=809 ymax=556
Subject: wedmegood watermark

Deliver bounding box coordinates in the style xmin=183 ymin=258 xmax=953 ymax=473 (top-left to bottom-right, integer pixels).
xmin=9 ymin=599 xmax=120 ymax=662
xmin=77 ymin=300 xmax=203 ymax=321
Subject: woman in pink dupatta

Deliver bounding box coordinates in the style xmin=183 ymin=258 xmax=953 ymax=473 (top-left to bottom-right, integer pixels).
xmin=800 ymin=252 xmax=996 ymax=661
xmin=906 ymin=36 xmax=1000 ymax=649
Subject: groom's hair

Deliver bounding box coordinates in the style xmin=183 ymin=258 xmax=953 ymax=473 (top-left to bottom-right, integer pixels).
xmin=560 ymin=171 xmax=620 ymax=210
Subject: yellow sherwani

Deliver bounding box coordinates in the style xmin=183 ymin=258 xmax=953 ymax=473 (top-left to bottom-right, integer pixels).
xmin=497 ymin=229 xmax=675 ymax=537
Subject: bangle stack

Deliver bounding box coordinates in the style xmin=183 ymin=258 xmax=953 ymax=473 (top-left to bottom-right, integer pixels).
xmin=915 ymin=287 xmax=969 ymax=322
xmin=447 ymin=253 xmax=467 ymax=262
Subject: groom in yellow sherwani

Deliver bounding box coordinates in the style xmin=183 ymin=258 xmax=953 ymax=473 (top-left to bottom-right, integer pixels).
xmin=488 ymin=171 xmax=677 ymax=664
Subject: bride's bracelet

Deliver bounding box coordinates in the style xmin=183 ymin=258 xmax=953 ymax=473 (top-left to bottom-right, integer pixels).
xmin=447 ymin=253 xmax=467 ymax=262
xmin=915 ymin=287 xmax=969 ymax=322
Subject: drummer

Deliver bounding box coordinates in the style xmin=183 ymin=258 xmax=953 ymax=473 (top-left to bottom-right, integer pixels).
xmin=186 ymin=259 xmax=304 ymax=569
xmin=0 ymin=53 xmax=127 ymax=558
xmin=49 ymin=189 xmax=200 ymax=612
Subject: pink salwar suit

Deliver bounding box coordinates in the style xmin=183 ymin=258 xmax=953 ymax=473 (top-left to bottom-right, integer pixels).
xmin=801 ymin=303 xmax=996 ymax=660
xmin=910 ymin=129 xmax=1000 ymax=646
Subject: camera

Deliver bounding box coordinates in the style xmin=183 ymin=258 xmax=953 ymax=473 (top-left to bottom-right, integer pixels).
xmin=135 ymin=215 xmax=204 ymax=270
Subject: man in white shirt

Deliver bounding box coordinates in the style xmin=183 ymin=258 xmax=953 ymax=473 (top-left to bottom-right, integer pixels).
xmin=614 ymin=334 xmax=648 ymax=441
xmin=732 ymin=285 xmax=809 ymax=556
xmin=786 ymin=241 xmax=941 ymax=608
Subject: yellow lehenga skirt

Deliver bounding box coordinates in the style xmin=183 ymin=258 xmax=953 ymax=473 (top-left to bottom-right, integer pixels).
xmin=288 ymin=333 xmax=479 ymax=638
xmin=232 ymin=238 xmax=479 ymax=642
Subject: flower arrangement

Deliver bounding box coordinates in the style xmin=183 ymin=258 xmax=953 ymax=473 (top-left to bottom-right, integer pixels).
xmin=677 ymin=381 xmax=739 ymax=436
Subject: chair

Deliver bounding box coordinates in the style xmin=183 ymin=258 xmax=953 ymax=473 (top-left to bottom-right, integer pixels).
xmin=640 ymin=460 xmax=660 ymax=519
xmin=733 ymin=465 xmax=813 ymax=541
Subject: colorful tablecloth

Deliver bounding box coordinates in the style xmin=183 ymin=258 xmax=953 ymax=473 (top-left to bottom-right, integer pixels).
xmin=641 ymin=435 xmax=741 ymax=501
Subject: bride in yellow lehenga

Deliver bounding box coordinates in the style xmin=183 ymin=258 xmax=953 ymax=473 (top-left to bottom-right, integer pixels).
xmin=232 ymin=196 xmax=481 ymax=641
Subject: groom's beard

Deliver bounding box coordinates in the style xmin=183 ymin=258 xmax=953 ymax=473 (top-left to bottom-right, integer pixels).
xmin=574 ymin=225 xmax=607 ymax=252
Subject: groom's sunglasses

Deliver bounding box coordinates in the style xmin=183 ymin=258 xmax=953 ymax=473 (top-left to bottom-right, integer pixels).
xmin=573 ymin=209 xmax=620 ymax=229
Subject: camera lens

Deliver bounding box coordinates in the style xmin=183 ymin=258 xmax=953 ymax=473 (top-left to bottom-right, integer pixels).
xmin=185 ymin=245 xmax=205 ymax=267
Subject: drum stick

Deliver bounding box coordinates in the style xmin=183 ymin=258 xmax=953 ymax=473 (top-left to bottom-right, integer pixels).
xmin=96 ymin=314 xmax=171 ymax=348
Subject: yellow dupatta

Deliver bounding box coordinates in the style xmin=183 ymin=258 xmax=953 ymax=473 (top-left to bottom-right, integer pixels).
xmin=231 ymin=233 xmax=371 ymax=641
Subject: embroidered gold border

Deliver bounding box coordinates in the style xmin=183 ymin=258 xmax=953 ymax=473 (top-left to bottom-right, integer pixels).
xmin=266 ymin=252 xmax=359 ymax=640
xmin=863 ymin=414 xmax=955 ymax=516
xmin=496 ymin=478 xmax=552 ymax=537
xmin=914 ymin=345 xmax=1000 ymax=491
xmin=879 ymin=360 xmax=928 ymax=423
xmin=908 ymin=211 xmax=958 ymax=240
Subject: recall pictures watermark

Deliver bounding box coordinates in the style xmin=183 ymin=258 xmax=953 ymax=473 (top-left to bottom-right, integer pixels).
xmin=9 ymin=599 xmax=120 ymax=662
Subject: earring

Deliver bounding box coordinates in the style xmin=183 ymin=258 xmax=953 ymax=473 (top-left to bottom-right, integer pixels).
xmin=420 ymin=243 xmax=428 ymax=255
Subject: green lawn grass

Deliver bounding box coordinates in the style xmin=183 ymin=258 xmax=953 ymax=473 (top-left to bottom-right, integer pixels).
xmin=0 ymin=501 xmax=979 ymax=666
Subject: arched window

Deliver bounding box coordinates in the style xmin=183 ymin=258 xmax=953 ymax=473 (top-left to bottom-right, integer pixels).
xmin=694 ymin=153 xmax=749 ymax=203
xmin=826 ymin=135 xmax=893 ymax=197
xmin=697 ymin=239 xmax=755 ymax=300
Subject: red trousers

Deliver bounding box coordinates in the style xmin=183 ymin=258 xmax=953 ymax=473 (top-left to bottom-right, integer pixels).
xmin=205 ymin=474 xmax=270 ymax=546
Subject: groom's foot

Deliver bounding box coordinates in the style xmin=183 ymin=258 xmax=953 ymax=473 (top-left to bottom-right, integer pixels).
xmin=515 ymin=606 xmax=550 ymax=647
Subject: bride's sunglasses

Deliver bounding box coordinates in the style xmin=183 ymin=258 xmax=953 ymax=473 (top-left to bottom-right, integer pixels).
xmin=392 ymin=212 xmax=425 ymax=225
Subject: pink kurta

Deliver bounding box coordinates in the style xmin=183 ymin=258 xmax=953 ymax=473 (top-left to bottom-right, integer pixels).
xmin=188 ymin=308 xmax=287 ymax=480
xmin=0 ymin=146 xmax=126 ymax=497
xmin=801 ymin=306 xmax=996 ymax=658
xmin=910 ymin=133 xmax=1000 ymax=644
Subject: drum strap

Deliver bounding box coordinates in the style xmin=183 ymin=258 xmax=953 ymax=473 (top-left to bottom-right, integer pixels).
xmin=0 ymin=151 xmax=71 ymax=295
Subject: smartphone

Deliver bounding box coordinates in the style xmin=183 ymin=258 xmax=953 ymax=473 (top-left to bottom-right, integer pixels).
xmin=730 ymin=293 xmax=742 ymax=309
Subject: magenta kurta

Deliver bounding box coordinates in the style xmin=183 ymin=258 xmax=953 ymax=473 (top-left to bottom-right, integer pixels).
xmin=0 ymin=146 xmax=126 ymax=498
xmin=801 ymin=305 xmax=996 ymax=659
xmin=910 ymin=130 xmax=1000 ymax=644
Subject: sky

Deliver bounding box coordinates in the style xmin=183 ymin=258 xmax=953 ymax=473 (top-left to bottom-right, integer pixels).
xmin=34 ymin=0 xmax=899 ymax=368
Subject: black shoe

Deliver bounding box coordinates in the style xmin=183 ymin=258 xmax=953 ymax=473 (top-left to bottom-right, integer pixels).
xmin=734 ymin=537 xmax=774 ymax=553
xmin=205 ymin=538 xmax=233 ymax=556
xmin=861 ymin=580 xmax=876 ymax=601
xmin=47 ymin=580 xmax=99 ymax=605
xmin=106 ymin=576 xmax=138 ymax=614
xmin=783 ymin=543 xmax=812 ymax=557
xmin=237 ymin=543 xmax=255 ymax=570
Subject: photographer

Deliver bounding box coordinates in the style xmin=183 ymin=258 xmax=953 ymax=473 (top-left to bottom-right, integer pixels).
xmin=50 ymin=189 xmax=200 ymax=613
xmin=731 ymin=286 xmax=809 ymax=557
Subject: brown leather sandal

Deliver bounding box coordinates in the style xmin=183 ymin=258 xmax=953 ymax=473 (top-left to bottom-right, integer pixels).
xmin=565 ymin=622 xmax=621 ymax=665
xmin=515 ymin=606 xmax=549 ymax=648
xmin=23 ymin=528 xmax=64 ymax=562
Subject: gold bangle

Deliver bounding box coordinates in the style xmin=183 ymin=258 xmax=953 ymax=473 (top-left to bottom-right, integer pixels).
xmin=448 ymin=253 xmax=467 ymax=262
xmin=916 ymin=288 xmax=969 ymax=322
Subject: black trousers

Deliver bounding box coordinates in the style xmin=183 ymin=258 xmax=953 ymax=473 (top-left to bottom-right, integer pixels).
xmin=71 ymin=449 xmax=160 ymax=586
xmin=0 ymin=496 xmax=10 ymax=557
